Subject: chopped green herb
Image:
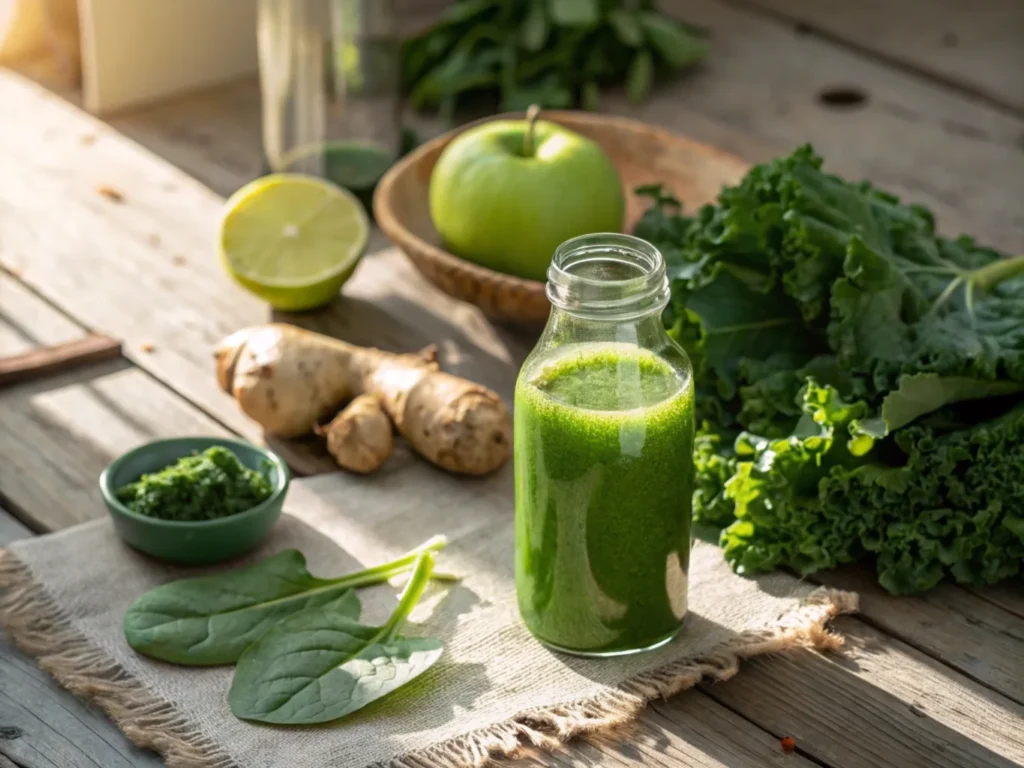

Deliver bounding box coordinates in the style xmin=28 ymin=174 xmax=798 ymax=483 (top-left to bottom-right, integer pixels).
xmin=115 ymin=446 xmax=273 ymax=522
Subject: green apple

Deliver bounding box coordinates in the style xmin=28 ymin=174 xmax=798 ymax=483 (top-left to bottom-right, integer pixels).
xmin=429 ymin=108 xmax=624 ymax=282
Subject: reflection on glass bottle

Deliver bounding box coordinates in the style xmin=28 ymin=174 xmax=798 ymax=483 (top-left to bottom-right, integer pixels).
xmin=257 ymin=0 xmax=400 ymax=211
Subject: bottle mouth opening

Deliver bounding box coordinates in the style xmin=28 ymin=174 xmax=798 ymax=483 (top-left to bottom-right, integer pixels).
xmin=547 ymin=233 xmax=670 ymax=319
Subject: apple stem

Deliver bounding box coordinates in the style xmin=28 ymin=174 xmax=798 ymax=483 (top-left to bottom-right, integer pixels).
xmin=523 ymin=104 xmax=541 ymax=157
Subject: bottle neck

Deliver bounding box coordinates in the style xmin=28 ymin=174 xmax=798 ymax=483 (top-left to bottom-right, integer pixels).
xmin=546 ymin=233 xmax=671 ymax=324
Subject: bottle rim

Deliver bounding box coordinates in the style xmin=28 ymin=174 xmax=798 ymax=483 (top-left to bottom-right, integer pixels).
xmin=546 ymin=233 xmax=671 ymax=320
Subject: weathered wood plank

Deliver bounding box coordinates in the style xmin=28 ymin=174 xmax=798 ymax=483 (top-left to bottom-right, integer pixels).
xmin=645 ymin=0 xmax=1024 ymax=252
xmin=105 ymin=78 xmax=264 ymax=198
xmin=105 ymin=79 xmax=448 ymax=199
xmin=817 ymin=568 xmax=1024 ymax=705
xmin=968 ymin=582 xmax=1024 ymax=622
xmin=0 ymin=275 xmax=235 ymax=531
xmin=524 ymin=694 xmax=820 ymax=767
xmin=702 ymin=616 xmax=1024 ymax=768
xmin=0 ymin=358 xmax=236 ymax=531
xmin=0 ymin=506 xmax=164 ymax=768
xmin=0 ymin=273 xmax=85 ymax=355
xmin=731 ymin=0 xmax=1024 ymax=114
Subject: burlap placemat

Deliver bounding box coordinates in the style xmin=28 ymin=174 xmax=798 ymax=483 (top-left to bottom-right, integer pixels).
xmin=0 ymin=464 xmax=856 ymax=768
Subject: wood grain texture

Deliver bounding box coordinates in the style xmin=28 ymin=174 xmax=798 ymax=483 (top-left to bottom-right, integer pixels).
xmin=731 ymin=0 xmax=1024 ymax=114
xmin=969 ymin=582 xmax=1024 ymax=621
xmin=818 ymin=568 xmax=1024 ymax=705
xmin=0 ymin=507 xmax=164 ymax=768
xmin=524 ymin=694 xmax=820 ymax=767
xmin=0 ymin=359 xmax=234 ymax=531
xmin=642 ymin=0 xmax=1024 ymax=252
xmin=0 ymin=273 xmax=85 ymax=355
xmin=0 ymin=275 xmax=234 ymax=531
xmin=703 ymin=616 xmax=1024 ymax=768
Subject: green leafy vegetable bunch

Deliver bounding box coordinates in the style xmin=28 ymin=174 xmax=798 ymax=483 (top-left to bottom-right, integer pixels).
xmin=115 ymin=446 xmax=273 ymax=522
xmin=402 ymin=0 xmax=707 ymax=117
xmin=633 ymin=145 xmax=1024 ymax=594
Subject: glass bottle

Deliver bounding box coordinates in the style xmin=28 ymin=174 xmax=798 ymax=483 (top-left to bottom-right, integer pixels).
xmin=257 ymin=0 xmax=401 ymax=210
xmin=514 ymin=233 xmax=695 ymax=657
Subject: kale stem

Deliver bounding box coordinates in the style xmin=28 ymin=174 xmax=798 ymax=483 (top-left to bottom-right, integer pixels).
xmin=965 ymin=280 xmax=976 ymax=319
xmin=322 ymin=536 xmax=446 ymax=591
xmin=971 ymin=256 xmax=1024 ymax=292
xmin=902 ymin=266 xmax=963 ymax=276
xmin=382 ymin=551 xmax=435 ymax=641
xmin=928 ymin=275 xmax=964 ymax=315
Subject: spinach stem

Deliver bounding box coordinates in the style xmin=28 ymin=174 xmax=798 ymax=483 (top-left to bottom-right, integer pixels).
xmin=382 ymin=552 xmax=435 ymax=641
xmin=321 ymin=536 xmax=446 ymax=591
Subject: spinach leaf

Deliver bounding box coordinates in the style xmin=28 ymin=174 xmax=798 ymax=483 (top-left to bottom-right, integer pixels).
xmin=520 ymin=0 xmax=549 ymax=52
xmin=638 ymin=12 xmax=708 ymax=69
xmin=607 ymin=9 xmax=643 ymax=47
xmin=547 ymin=0 xmax=599 ymax=28
xmin=123 ymin=536 xmax=446 ymax=665
xmin=626 ymin=50 xmax=653 ymax=104
xmin=229 ymin=552 xmax=443 ymax=725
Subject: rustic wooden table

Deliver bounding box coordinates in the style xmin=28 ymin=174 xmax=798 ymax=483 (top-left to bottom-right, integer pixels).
xmin=1 ymin=2 xmax=1023 ymax=767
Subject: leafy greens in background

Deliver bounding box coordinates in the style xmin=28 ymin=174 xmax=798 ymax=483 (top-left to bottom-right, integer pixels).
xmin=401 ymin=0 xmax=707 ymax=117
xmin=634 ymin=145 xmax=1024 ymax=594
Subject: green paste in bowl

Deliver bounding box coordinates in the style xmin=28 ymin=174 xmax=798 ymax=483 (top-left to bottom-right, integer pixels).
xmin=115 ymin=446 xmax=273 ymax=522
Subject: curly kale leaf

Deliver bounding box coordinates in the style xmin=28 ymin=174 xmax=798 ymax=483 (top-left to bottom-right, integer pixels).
xmin=682 ymin=145 xmax=1024 ymax=393
xmin=692 ymin=431 xmax=737 ymax=528
xmin=822 ymin=404 xmax=1024 ymax=594
xmin=721 ymin=383 xmax=1024 ymax=594
xmin=721 ymin=382 xmax=884 ymax=576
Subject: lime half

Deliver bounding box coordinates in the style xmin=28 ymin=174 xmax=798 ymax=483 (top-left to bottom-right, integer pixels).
xmin=219 ymin=174 xmax=369 ymax=311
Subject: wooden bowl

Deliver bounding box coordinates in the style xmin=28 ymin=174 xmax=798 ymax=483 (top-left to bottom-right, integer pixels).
xmin=373 ymin=110 xmax=749 ymax=326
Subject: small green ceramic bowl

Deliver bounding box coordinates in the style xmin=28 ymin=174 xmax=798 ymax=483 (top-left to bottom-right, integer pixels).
xmin=99 ymin=437 xmax=290 ymax=565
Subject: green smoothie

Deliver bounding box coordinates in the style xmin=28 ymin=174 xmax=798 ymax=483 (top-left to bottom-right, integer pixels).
xmin=514 ymin=343 xmax=695 ymax=655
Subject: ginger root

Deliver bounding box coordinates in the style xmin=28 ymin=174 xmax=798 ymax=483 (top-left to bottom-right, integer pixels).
xmin=314 ymin=395 xmax=393 ymax=474
xmin=215 ymin=324 xmax=512 ymax=475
